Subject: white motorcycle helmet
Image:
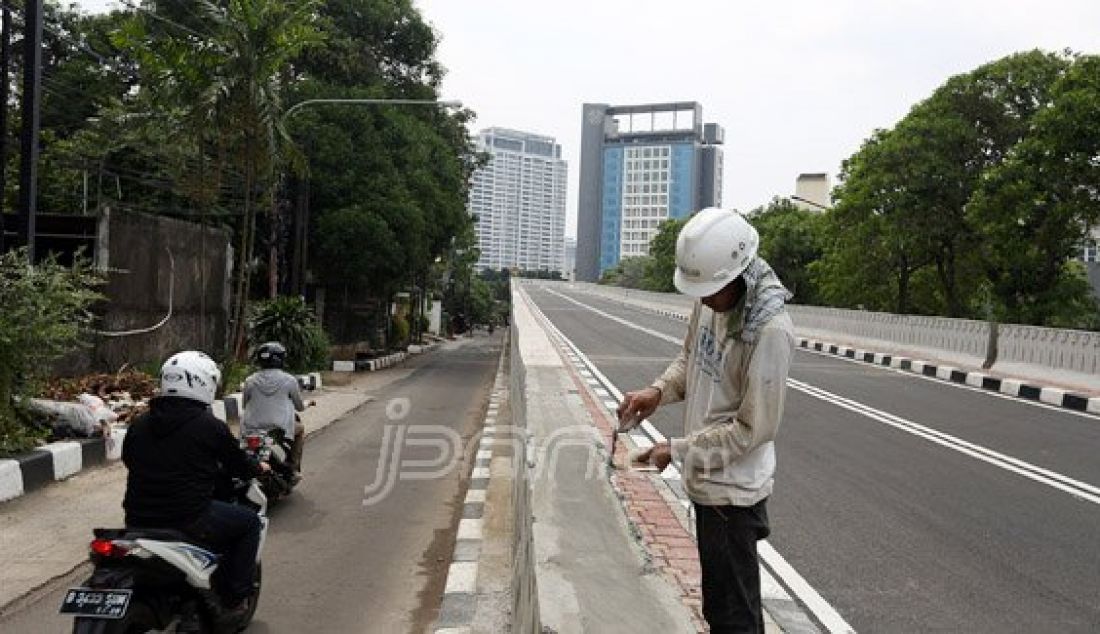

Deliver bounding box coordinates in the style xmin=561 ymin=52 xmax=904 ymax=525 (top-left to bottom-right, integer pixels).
xmin=159 ymin=351 xmax=222 ymax=405
xmin=673 ymin=207 xmax=759 ymax=298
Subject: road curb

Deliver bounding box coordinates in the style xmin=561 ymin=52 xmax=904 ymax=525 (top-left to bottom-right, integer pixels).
xmin=0 ymin=437 xmax=112 ymax=504
xmin=798 ymin=337 xmax=1100 ymax=414
xmin=0 ymin=372 xmax=327 ymax=506
xmin=332 ymin=343 xmax=443 ymax=373
xmin=433 ymin=347 xmax=508 ymax=634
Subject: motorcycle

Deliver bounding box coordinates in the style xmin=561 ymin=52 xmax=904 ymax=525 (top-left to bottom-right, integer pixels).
xmin=61 ymin=479 xmax=268 ymax=634
xmin=240 ymin=427 xmax=297 ymax=500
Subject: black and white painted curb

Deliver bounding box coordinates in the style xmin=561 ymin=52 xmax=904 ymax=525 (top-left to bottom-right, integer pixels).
xmin=433 ymin=358 xmax=506 ymax=633
xmin=0 ymin=372 xmax=324 ymax=505
xmin=332 ymin=343 xmax=441 ymax=373
xmin=0 ymin=438 xmax=114 ymax=504
xmin=798 ymin=338 xmax=1100 ymax=415
xmin=573 ymin=288 xmax=1100 ymax=417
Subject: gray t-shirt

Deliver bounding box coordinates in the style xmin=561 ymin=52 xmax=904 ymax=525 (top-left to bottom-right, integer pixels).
xmin=242 ymin=369 xmax=305 ymax=437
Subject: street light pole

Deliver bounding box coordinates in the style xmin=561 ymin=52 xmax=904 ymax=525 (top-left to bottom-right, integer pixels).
xmin=278 ymin=97 xmax=463 ymax=343
xmin=279 ymin=97 xmax=464 ymax=294
xmin=18 ymin=0 xmax=43 ymax=262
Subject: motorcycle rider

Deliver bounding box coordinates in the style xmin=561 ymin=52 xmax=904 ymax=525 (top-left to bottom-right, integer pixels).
xmin=242 ymin=341 xmax=307 ymax=478
xmin=122 ymin=350 xmax=269 ymax=622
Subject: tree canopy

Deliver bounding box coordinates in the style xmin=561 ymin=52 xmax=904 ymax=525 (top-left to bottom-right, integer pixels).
xmin=11 ymin=0 xmax=483 ymax=351
xmin=817 ymin=50 xmax=1100 ymax=328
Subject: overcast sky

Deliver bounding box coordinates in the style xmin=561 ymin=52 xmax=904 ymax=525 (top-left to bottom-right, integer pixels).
xmin=79 ymin=0 xmax=1100 ymax=238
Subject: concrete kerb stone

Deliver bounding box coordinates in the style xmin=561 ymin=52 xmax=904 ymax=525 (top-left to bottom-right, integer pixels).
xmin=1 ymin=371 xmax=351 ymax=507
xmin=797 ymin=337 xmax=1098 ymax=415
xmin=40 ymin=442 xmax=82 ymax=480
xmin=0 ymin=459 xmax=24 ymax=502
xmin=334 ymin=346 xmax=430 ymax=373
xmin=433 ymin=347 xmax=508 ymax=633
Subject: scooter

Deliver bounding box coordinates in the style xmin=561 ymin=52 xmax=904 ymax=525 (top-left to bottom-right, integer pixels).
xmin=240 ymin=428 xmax=297 ymax=501
xmin=61 ymin=479 xmax=268 ymax=633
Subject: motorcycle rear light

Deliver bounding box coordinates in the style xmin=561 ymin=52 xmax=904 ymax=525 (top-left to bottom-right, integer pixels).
xmin=90 ymin=539 xmax=128 ymax=558
xmin=246 ymin=435 xmax=263 ymax=450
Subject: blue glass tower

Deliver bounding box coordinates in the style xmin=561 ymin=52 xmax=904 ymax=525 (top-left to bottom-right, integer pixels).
xmin=576 ymin=102 xmax=725 ymax=281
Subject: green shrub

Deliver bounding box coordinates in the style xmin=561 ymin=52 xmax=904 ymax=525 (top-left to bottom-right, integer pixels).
xmin=220 ymin=360 xmax=255 ymax=395
xmin=247 ymin=296 xmax=330 ymax=373
xmin=0 ymin=249 xmax=102 ymax=456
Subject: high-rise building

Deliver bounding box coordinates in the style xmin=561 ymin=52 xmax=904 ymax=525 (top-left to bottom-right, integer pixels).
xmin=576 ymin=102 xmax=725 ymax=281
xmin=793 ymin=173 xmax=831 ymax=212
xmin=468 ymin=128 xmax=567 ymax=274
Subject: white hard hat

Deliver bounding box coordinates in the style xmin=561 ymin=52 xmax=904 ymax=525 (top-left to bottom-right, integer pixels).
xmin=159 ymin=350 xmax=221 ymax=405
xmin=673 ymin=207 xmax=759 ymax=298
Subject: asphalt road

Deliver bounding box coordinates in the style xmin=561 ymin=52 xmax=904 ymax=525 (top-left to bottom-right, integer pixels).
xmin=0 ymin=335 xmax=502 ymax=634
xmin=525 ymin=284 xmax=1100 ymax=634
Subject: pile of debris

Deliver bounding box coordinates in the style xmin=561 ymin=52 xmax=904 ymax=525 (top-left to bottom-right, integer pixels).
xmin=32 ymin=369 xmax=158 ymax=438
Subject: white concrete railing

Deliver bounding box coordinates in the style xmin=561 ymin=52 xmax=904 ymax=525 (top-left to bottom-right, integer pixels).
xmin=552 ymin=281 xmax=1100 ymax=380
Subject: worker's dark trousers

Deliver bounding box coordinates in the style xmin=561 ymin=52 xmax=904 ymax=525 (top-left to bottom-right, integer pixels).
xmin=695 ymin=499 xmax=770 ymax=634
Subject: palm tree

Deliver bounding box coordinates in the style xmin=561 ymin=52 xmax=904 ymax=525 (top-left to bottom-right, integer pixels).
xmin=117 ymin=0 xmax=321 ymax=357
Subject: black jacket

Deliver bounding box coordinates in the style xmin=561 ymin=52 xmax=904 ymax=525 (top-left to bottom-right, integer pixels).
xmin=122 ymin=396 xmax=261 ymax=527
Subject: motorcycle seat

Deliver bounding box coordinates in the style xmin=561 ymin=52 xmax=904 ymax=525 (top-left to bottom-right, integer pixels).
xmin=95 ymin=527 xmax=191 ymax=542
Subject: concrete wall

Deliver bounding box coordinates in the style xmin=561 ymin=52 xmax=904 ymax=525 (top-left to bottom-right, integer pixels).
xmin=507 ymin=284 xmax=541 ymax=634
xmin=508 ymin=282 xmax=700 ymax=632
xmin=562 ymin=282 xmax=1100 ymax=385
xmin=84 ymin=210 xmax=231 ymax=372
xmin=788 ymin=305 xmax=991 ymax=360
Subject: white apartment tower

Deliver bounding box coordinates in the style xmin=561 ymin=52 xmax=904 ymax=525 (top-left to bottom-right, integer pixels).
xmin=469 ymin=128 xmax=568 ymax=274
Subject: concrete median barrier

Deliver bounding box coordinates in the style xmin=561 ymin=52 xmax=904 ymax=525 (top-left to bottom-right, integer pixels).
xmin=504 ymin=283 xmax=698 ymax=633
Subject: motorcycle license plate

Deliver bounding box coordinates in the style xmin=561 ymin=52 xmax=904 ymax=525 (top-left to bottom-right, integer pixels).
xmin=59 ymin=588 xmax=132 ymax=619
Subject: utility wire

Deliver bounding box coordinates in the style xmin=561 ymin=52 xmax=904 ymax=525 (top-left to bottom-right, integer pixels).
xmin=116 ymin=0 xmax=212 ymax=40
xmin=0 ymin=1 xmax=135 ymax=75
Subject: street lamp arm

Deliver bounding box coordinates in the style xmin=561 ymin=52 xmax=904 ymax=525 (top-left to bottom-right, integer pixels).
xmin=283 ymin=98 xmax=464 ymax=122
xmin=790 ymin=195 xmax=832 ymax=211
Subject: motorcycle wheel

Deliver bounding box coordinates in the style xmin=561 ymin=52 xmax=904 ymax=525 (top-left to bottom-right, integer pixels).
xmin=236 ymin=563 xmax=262 ymax=632
xmin=72 ymin=601 xmax=157 ymax=634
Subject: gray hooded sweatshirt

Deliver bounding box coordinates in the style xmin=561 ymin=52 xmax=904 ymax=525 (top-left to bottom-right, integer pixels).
xmin=242 ymin=369 xmax=305 ymax=437
xmin=651 ymin=258 xmax=795 ymax=507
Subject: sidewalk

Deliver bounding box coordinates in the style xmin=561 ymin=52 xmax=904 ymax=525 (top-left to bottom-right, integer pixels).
xmin=0 ymin=365 xmax=414 ymax=613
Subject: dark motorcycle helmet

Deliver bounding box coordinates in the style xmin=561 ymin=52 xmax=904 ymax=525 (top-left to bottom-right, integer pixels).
xmin=255 ymin=341 xmax=287 ymax=369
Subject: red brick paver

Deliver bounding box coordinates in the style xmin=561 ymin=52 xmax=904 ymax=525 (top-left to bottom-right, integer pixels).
xmin=554 ymin=338 xmax=709 ymax=632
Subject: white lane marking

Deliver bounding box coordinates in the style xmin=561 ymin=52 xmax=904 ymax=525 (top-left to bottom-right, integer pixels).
xmin=527 ymin=286 xmax=851 ymax=631
xmin=759 ymin=541 xmax=856 ymax=634
xmin=546 ymin=287 xmax=683 ymax=346
xmin=525 ymin=290 xmax=675 ymax=459
xmin=789 ymin=379 xmax=1100 ymax=505
xmin=533 ymin=292 xmax=671 ymax=445
xmin=550 ymin=286 xmax=1100 ymax=499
